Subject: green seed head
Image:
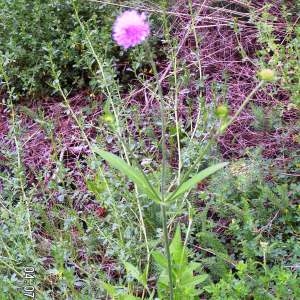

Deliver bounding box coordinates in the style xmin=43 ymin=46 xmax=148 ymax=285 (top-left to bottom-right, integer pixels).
xmin=258 ymin=69 xmax=276 ymax=82
xmin=216 ymin=105 xmax=229 ymax=119
xmin=103 ymin=114 xmax=114 ymax=123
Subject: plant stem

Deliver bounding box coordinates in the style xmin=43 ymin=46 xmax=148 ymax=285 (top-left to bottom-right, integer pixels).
xmin=145 ymin=42 xmax=174 ymax=299
xmin=161 ymin=203 xmax=174 ymax=298
xmin=188 ymin=0 xmax=204 ymax=141
xmin=172 ymin=53 xmax=182 ymax=184
xmin=225 ymin=81 xmax=264 ymax=129
xmin=0 ymin=59 xmax=33 ymax=243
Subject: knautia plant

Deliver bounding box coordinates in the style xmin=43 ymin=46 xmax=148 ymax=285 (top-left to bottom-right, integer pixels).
xmin=94 ymin=9 xmax=228 ymax=299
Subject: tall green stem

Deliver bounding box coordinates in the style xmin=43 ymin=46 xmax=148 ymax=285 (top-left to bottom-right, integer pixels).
xmin=161 ymin=204 xmax=173 ymax=298
xmin=145 ymin=42 xmax=174 ymax=299
xmin=0 ymin=58 xmax=33 ymax=243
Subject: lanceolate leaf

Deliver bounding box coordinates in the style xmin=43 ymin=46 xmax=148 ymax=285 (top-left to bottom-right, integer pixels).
xmin=166 ymin=162 xmax=228 ymax=203
xmin=170 ymin=226 xmax=186 ymax=265
xmin=152 ymin=251 xmax=168 ymax=269
xmin=102 ymin=282 xmax=117 ymax=297
xmin=124 ymin=262 xmax=147 ymax=287
xmin=124 ymin=262 xmax=141 ymax=282
xmin=93 ymin=147 xmax=161 ymax=203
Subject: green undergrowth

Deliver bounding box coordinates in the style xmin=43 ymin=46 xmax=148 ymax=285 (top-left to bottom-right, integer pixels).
xmin=0 ymin=1 xmax=299 ymax=299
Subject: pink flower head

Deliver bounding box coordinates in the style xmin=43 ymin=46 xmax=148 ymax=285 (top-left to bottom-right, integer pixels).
xmin=113 ymin=10 xmax=150 ymax=49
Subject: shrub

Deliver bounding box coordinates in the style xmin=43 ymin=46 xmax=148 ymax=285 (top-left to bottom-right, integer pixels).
xmin=0 ymin=0 xmax=117 ymax=96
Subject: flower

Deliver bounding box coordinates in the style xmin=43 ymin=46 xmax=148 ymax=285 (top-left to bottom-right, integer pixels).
xmin=112 ymin=10 xmax=150 ymax=49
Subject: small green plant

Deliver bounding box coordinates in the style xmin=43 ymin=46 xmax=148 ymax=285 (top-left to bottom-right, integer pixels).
xmin=195 ymin=149 xmax=300 ymax=299
xmin=250 ymin=104 xmax=282 ymax=131
xmin=102 ymin=226 xmax=208 ymax=300
xmin=92 ymin=148 xmax=227 ymax=298
xmin=204 ymin=263 xmax=300 ymax=300
xmin=154 ymin=226 xmax=208 ymax=299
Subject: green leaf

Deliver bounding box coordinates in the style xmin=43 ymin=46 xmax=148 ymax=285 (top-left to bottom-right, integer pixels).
xmin=124 ymin=262 xmax=147 ymax=287
xmin=189 ymin=288 xmax=204 ymax=297
xmin=139 ymin=269 xmax=148 ymax=288
xmin=93 ymin=147 xmax=161 ymax=204
xmin=152 ymin=251 xmax=168 ymax=269
xmin=102 ymin=282 xmax=117 ymax=297
xmin=166 ymin=162 xmax=228 ymax=202
xmin=198 ymin=232 xmax=228 ymax=254
xmin=170 ymin=226 xmax=186 ymax=265
xmin=121 ymin=295 xmax=140 ymax=300
xmin=86 ymin=169 xmax=106 ymax=199
xmin=187 ymin=262 xmax=201 ymax=272
xmin=124 ymin=262 xmax=141 ymax=281
xmin=102 ymin=282 xmax=140 ymax=300
xmin=186 ymin=274 xmax=208 ymax=286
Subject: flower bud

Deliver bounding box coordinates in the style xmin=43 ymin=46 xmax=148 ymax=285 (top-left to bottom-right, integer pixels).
xmin=258 ymin=69 xmax=276 ymax=82
xmin=102 ymin=113 xmax=114 ymax=123
xmin=216 ymin=104 xmax=229 ymax=119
